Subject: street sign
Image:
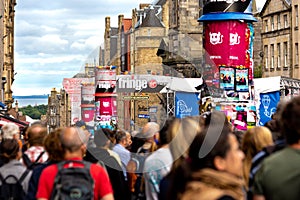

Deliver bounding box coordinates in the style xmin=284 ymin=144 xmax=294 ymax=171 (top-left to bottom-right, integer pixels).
xmin=138 ymin=114 xmax=150 ymax=118
xmin=123 ymin=96 xmax=149 ymax=100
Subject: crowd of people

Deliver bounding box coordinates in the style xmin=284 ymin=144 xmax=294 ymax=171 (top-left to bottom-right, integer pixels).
xmin=0 ymin=95 xmax=300 ymax=200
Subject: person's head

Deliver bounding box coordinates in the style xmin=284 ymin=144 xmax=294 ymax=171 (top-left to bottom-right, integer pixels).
xmin=115 ymin=129 xmax=129 ymax=147
xmin=241 ymin=126 xmax=273 ymax=157
xmin=44 ymin=128 xmax=65 ymax=162
xmin=27 ymin=124 xmax=48 ymax=147
xmin=158 ymin=116 xmax=176 ymax=147
xmin=125 ymin=131 xmax=132 ymax=147
xmin=94 ymin=128 xmax=114 ymax=148
xmin=0 ymin=139 xmax=21 ymax=163
xmin=168 ymin=116 xmax=201 ymax=162
xmin=60 ymin=127 xmax=90 ymax=158
xmin=1 ymin=122 xmax=20 ymax=140
xmin=241 ymin=126 xmax=273 ymax=183
xmin=280 ymin=96 xmax=300 ymax=145
xmin=141 ymin=122 xmax=160 ymax=141
xmin=188 ymin=111 xmax=244 ymax=177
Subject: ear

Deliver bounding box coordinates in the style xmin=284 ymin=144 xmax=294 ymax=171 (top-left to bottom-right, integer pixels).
xmin=214 ymin=156 xmax=226 ymax=171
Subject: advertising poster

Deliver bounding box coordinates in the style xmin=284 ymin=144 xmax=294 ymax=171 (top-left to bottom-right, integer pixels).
xmin=235 ymin=68 xmax=249 ymax=92
xmin=234 ymin=111 xmax=248 ymax=130
xmin=204 ymin=21 xmax=248 ymax=68
xmin=219 ymin=66 xmax=235 ymax=90
xmin=81 ymin=83 xmax=95 ymax=104
xmin=62 ymin=78 xmax=93 ymax=124
xmin=95 ymin=67 xmax=116 ymax=81
xmin=175 ymin=92 xmax=200 ymax=118
xmin=96 ymin=97 xmax=117 ymax=116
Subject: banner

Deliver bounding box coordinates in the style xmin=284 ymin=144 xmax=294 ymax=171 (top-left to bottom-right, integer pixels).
xmin=258 ymin=91 xmax=280 ymax=126
xmin=175 ymin=92 xmax=200 ymax=118
xmin=204 ymin=21 xmax=248 ymax=67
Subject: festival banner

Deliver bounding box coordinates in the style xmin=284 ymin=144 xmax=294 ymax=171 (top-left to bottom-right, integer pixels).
xmin=258 ymin=91 xmax=280 ymax=126
xmin=175 ymin=92 xmax=200 ymax=118
xmin=204 ymin=21 xmax=249 ymax=68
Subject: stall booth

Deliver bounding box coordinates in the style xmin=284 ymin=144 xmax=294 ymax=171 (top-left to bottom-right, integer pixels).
xmin=254 ymin=76 xmax=300 ymax=126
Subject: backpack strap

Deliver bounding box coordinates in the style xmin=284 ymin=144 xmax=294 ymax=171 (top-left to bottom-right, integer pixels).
xmin=23 ymin=151 xmax=45 ymax=168
xmin=56 ymin=160 xmax=92 ymax=171
xmin=19 ymin=169 xmax=30 ymax=184
xmin=0 ymin=173 xmax=4 ymax=183
xmin=0 ymin=169 xmax=30 ymax=184
xmin=22 ymin=153 xmax=32 ymax=167
xmin=34 ymin=151 xmax=45 ymax=163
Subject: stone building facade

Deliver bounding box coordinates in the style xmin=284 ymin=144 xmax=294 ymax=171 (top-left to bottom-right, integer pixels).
xmin=2 ymin=0 xmax=17 ymax=108
xmin=47 ymin=88 xmax=70 ymax=132
xmin=260 ymin=0 xmax=294 ymax=77
xmin=102 ymin=0 xmax=266 ymax=130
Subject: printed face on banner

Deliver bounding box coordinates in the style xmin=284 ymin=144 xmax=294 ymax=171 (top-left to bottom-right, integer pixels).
xmin=95 ymin=97 xmax=117 ymax=116
xmin=235 ymin=69 xmax=249 ymax=92
xmin=219 ymin=66 xmax=235 ymax=90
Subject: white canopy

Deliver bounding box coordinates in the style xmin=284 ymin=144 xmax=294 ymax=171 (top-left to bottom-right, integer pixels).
xmin=160 ymin=77 xmax=203 ymax=93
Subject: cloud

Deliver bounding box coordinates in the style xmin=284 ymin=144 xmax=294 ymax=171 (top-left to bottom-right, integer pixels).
xmin=14 ymin=0 xmax=153 ymax=96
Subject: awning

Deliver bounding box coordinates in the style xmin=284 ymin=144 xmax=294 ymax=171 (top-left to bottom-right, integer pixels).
xmin=0 ymin=115 xmax=29 ymax=128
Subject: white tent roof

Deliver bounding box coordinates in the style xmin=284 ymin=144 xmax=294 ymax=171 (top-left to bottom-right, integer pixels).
xmin=160 ymin=77 xmax=203 ymax=93
xmin=254 ymin=76 xmax=281 ymax=94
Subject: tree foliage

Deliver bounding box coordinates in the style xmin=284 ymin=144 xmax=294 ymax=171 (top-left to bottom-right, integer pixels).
xmin=19 ymin=104 xmax=48 ymax=119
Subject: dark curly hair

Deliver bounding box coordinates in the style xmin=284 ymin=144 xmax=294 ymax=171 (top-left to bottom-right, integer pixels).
xmin=0 ymin=139 xmax=20 ymax=163
xmin=280 ymin=96 xmax=300 ymax=145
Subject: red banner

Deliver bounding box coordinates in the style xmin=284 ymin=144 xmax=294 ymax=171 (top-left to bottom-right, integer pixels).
xmin=204 ymin=21 xmax=249 ymax=67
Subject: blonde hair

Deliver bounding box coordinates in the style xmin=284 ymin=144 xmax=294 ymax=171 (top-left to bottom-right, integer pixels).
xmin=169 ymin=116 xmax=202 ymax=162
xmin=241 ymin=126 xmax=274 ymax=185
xmin=1 ymin=122 xmax=19 ymax=139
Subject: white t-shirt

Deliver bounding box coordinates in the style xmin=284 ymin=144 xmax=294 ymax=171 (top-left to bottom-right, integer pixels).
xmin=143 ymin=147 xmax=173 ymax=200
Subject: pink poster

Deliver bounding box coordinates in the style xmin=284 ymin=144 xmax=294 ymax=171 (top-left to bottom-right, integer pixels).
xmin=98 ymin=97 xmax=117 ymax=116
xmin=204 ymin=21 xmax=249 ymax=68
xmin=81 ymin=107 xmax=95 ymax=122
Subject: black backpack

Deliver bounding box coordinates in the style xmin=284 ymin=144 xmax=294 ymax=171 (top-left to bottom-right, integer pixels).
xmin=50 ymin=160 xmax=94 ymax=200
xmin=22 ymin=151 xmax=45 ymax=170
xmin=127 ymin=148 xmax=149 ymax=200
xmin=0 ymin=169 xmax=30 ymax=200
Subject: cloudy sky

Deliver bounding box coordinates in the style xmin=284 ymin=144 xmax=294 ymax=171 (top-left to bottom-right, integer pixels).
xmin=13 ymin=0 xmax=152 ymax=96
xmin=12 ymin=0 xmax=266 ymax=96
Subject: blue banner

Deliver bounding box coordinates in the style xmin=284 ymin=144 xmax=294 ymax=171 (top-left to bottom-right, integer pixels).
xmin=258 ymin=91 xmax=280 ymax=126
xmin=175 ymin=92 xmax=200 ymax=118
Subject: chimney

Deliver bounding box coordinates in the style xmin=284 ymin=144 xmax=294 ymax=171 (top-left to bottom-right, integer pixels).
xmin=105 ymin=17 xmax=110 ymax=38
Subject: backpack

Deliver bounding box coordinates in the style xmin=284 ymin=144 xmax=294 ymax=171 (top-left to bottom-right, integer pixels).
xmin=50 ymin=160 xmax=94 ymax=200
xmin=22 ymin=151 xmax=45 ymax=170
xmin=127 ymin=148 xmax=149 ymax=200
xmin=0 ymin=169 xmax=30 ymax=200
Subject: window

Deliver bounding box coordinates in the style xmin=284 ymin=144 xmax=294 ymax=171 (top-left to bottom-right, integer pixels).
xmin=271 ymin=16 xmax=274 ymax=31
xmin=284 ymin=14 xmax=288 ymax=28
xmin=277 ymin=15 xmax=281 ymax=29
xmin=264 ymin=19 xmax=268 ymax=32
xmin=264 ymin=45 xmax=268 ymax=69
xmin=277 ymin=43 xmax=281 ymax=68
xmin=271 ymin=44 xmax=274 ymax=68
xmin=296 ymin=5 xmax=299 ymax=27
xmin=296 ymin=43 xmax=299 ymax=65
xmin=284 ymin=42 xmax=288 ymax=67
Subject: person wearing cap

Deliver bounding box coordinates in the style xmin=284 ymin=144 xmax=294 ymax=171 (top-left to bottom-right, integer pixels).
xmin=138 ymin=122 xmax=160 ymax=153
